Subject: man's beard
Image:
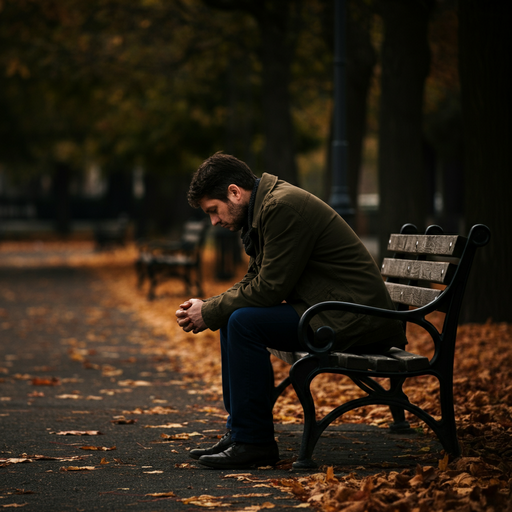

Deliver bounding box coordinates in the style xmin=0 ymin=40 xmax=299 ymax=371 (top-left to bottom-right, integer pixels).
xmin=227 ymin=200 xmax=249 ymax=232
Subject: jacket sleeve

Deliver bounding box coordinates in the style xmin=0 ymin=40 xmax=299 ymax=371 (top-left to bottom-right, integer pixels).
xmin=202 ymin=265 xmax=257 ymax=304
xmin=202 ymin=197 xmax=318 ymax=330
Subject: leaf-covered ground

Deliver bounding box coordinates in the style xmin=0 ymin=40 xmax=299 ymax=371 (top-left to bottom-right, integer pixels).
xmin=1 ymin=240 xmax=511 ymax=511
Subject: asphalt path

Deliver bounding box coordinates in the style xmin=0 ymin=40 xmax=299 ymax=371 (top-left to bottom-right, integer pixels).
xmin=0 ymin=263 xmax=440 ymax=511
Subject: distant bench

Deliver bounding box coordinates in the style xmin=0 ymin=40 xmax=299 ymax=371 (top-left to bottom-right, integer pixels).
xmin=94 ymin=217 xmax=129 ymax=250
xmin=269 ymin=223 xmax=490 ymax=469
xmin=135 ymin=219 xmax=210 ymax=300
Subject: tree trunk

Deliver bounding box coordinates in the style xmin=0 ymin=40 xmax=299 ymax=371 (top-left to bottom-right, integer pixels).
xmin=322 ymin=0 xmax=376 ymax=212
xmin=346 ymin=0 xmax=376 ymax=211
xmin=377 ymin=0 xmax=433 ymax=261
xmin=53 ymin=162 xmax=71 ymax=236
xmin=458 ymin=0 xmax=512 ymax=323
xmin=105 ymin=169 xmax=133 ymax=219
xmin=257 ymin=2 xmax=299 ymax=184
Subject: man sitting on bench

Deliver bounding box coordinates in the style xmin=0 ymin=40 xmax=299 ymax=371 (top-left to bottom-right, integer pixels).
xmin=175 ymin=152 xmax=406 ymax=470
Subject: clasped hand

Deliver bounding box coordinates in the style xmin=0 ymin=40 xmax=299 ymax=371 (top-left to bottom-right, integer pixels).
xmin=176 ymin=298 xmax=207 ymax=334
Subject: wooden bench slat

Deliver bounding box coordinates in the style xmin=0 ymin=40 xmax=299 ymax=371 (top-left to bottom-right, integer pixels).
xmin=270 ymin=349 xmax=416 ymax=373
xmin=328 ymin=353 xmax=370 ymax=370
xmin=381 ymin=259 xmax=455 ymax=284
xmin=366 ymin=354 xmax=402 ymax=372
xmin=268 ymin=348 xmax=307 ymax=365
xmin=387 ymin=348 xmax=430 ymax=371
xmin=385 ymin=282 xmax=442 ymax=307
xmin=182 ymin=221 xmax=208 ymax=244
xmin=153 ymin=255 xmax=196 ymax=265
xmin=388 ymin=234 xmax=465 ymax=257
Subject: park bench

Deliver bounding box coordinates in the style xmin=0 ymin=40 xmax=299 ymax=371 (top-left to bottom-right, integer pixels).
xmin=94 ymin=215 xmax=129 ymax=250
xmin=268 ymin=223 xmax=490 ymax=469
xmin=135 ymin=218 xmax=210 ymax=300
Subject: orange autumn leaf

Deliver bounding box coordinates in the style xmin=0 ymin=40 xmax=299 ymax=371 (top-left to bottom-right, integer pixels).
xmin=50 ymin=430 xmax=103 ymax=436
xmin=79 ymin=446 xmax=116 ymax=451
xmin=31 ymin=377 xmax=60 ymax=386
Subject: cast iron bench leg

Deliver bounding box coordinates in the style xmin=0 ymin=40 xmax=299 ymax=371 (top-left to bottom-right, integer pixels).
xmin=290 ymin=357 xmax=322 ymax=469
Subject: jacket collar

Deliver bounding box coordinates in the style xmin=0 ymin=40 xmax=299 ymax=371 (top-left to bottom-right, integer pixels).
xmin=252 ymin=173 xmax=278 ymax=228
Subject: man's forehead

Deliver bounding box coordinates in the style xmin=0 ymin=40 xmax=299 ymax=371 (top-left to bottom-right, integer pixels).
xmin=198 ymin=196 xmax=222 ymax=211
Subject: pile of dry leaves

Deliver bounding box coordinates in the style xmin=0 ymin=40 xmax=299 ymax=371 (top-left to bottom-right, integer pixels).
xmin=272 ymin=462 xmax=511 ymax=511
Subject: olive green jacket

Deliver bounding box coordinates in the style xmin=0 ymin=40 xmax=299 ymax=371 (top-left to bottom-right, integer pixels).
xmin=202 ymin=173 xmax=405 ymax=350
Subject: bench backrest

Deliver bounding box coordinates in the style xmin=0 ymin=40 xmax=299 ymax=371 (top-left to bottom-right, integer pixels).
xmin=381 ymin=223 xmax=490 ymax=354
xmin=181 ymin=219 xmax=210 ymax=252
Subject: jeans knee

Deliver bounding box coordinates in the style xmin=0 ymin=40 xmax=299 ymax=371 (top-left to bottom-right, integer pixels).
xmin=227 ymin=308 xmax=262 ymax=339
xmin=227 ymin=308 xmax=249 ymax=329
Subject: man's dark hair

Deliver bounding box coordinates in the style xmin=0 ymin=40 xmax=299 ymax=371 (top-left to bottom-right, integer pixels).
xmin=188 ymin=152 xmax=257 ymax=208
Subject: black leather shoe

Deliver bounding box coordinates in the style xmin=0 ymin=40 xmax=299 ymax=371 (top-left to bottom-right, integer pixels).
xmin=189 ymin=431 xmax=233 ymax=460
xmin=197 ymin=441 xmax=279 ymax=469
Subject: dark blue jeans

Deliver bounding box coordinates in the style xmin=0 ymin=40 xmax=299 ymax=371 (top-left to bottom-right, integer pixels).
xmin=219 ymin=304 xmax=301 ymax=444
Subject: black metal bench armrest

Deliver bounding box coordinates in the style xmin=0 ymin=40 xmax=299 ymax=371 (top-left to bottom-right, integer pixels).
xmin=297 ymin=300 xmax=436 ymax=355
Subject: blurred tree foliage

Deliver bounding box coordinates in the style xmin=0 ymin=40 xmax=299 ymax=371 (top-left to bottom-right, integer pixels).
xmin=0 ymin=0 xmax=333 ymax=232
xmin=0 ymin=0 xmax=335 ymax=175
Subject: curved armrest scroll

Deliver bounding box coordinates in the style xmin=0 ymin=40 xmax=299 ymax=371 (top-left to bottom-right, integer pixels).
xmin=297 ymin=301 xmax=410 ymax=354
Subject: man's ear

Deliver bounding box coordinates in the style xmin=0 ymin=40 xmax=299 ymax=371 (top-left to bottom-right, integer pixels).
xmin=227 ymin=184 xmax=242 ymax=201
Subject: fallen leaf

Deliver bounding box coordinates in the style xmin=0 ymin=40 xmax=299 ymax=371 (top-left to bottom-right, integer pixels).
xmin=79 ymin=446 xmax=116 ymax=451
xmin=180 ymin=495 xmax=229 ymax=508
xmin=0 ymin=458 xmax=32 ymax=465
xmin=31 ymin=377 xmax=60 ymax=386
xmin=144 ymin=423 xmax=184 ymax=428
xmin=143 ymin=470 xmax=163 ymax=474
xmin=118 ymin=379 xmax=152 ymax=387
xmin=438 ymin=453 xmax=449 ymax=471
xmin=122 ymin=406 xmax=178 ymax=415
xmin=231 ymin=493 xmax=272 ymax=498
xmin=27 ymin=391 xmax=44 ymax=397
xmin=160 ymin=432 xmax=202 ymax=440
xmin=0 ymin=455 xmax=85 ymax=466
xmin=111 ymin=418 xmax=137 ymax=425
xmin=102 ymin=368 xmax=123 ymax=377
xmin=325 ymin=466 xmax=337 ymax=483
xmin=50 ymin=430 xmax=103 ymax=436
xmin=145 ymin=492 xmax=176 ymax=497
xmin=60 ymin=466 xmax=96 ymax=471
xmin=223 ymin=473 xmax=257 ymax=480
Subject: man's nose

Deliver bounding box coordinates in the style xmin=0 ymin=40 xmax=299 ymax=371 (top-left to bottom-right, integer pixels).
xmin=210 ymin=215 xmax=220 ymax=226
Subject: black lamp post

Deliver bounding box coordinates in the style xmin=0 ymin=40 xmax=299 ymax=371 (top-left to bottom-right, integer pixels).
xmin=329 ymin=0 xmax=354 ymax=223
